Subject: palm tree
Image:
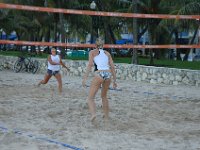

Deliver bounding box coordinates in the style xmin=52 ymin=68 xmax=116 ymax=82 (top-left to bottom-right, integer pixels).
xmin=92 ymin=0 xmax=133 ymax=57
xmin=121 ymin=0 xmax=200 ymax=64
xmin=131 ymin=0 xmax=139 ymax=64
xmin=163 ymin=0 xmax=200 ymax=60
xmin=1 ymin=0 xmax=199 ymax=60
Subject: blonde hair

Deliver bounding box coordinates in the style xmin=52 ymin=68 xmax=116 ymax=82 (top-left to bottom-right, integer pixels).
xmin=96 ymin=38 xmax=104 ymax=48
xmin=51 ymin=48 xmax=56 ymax=52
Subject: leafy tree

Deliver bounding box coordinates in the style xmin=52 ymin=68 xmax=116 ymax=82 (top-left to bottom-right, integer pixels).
xmin=1 ymin=0 xmax=200 ymax=63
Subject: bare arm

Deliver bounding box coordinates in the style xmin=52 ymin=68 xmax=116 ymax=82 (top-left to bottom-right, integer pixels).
xmin=82 ymin=51 xmax=94 ymax=86
xmin=59 ymin=56 xmax=70 ymax=71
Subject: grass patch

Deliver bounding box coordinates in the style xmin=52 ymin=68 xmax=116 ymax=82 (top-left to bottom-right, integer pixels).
xmin=113 ymin=56 xmax=200 ymax=70
xmin=0 ymin=50 xmax=21 ymax=57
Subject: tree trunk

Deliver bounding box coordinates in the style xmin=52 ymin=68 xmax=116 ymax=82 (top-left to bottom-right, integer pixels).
xmin=103 ymin=18 xmax=113 ymax=55
xmin=185 ymin=27 xmax=198 ymax=59
xmin=148 ymin=25 xmax=154 ymax=65
xmin=174 ymin=29 xmax=180 ymax=60
xmin=57 ymin=0 xmax=65 ymax=58
xmin=131 ymin=0 xmax=138 ymax=64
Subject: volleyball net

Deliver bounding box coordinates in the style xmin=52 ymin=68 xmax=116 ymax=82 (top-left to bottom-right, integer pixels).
xmin=0 ymin=3 xmax=200 ymax=49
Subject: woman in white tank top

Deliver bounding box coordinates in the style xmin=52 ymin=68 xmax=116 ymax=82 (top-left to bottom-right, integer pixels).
xmin=38 ymin=48 xmax=70 ymax=94
xmin=82 ymin=37 xmax=117 ymax=123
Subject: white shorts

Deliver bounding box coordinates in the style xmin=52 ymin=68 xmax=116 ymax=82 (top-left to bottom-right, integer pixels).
xmin=95 ymin=71 xmax=112 ymax=80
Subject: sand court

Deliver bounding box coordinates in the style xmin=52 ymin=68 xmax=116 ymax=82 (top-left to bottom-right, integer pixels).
xmin=0 ymin=70 xmax=200 ymax=150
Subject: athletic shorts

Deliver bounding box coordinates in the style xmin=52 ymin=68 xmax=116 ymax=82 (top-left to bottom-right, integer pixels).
xmin=47 ymin=69 xmax=59 ymax=76
xmin=95 ymin=71 xmax=111 ymax=80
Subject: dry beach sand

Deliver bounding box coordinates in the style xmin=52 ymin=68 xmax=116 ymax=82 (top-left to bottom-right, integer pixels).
xmin=0 ymin=70 xmax=200 ymax=150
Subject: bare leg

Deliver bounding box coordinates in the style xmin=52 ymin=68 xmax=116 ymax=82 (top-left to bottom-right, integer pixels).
xmin=88 ymin=75 xmax=103 ymax=121
xmin=101 ymin=79 xmax=111 ymax=120
xmin=38 ymin=74 xmax=52 ymax=86
xmin=54 ymin=73 xmax=62 ymax=94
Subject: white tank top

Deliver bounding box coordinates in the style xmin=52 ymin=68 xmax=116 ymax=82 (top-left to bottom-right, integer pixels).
xmin=93 ymin=49 xmax=109 ymax=70
xmin=48 ymin=55 xmax=60 ymax=71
